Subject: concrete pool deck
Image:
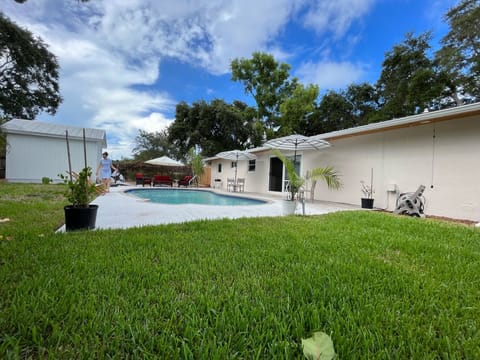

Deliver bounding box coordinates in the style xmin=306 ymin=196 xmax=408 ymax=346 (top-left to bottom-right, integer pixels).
xmin=58 ymin=185 xmax=360 ymax=231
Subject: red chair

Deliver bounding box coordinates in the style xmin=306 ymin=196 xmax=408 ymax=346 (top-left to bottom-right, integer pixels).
xmin=178 ymin=175 xmax=193 ymax=187
xmin=135 ymin=173 xmax=151 ymax=186
xmin=153 ymin=175 xmax=173 ymax=187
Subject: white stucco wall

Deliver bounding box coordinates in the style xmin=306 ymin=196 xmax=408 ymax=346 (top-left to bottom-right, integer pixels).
xmin=209 ymin=115 xmax=479 ymax=221
xmin=307 ymin=116 xmax=480 ymax=221
xmin=5 ymin=133 xmax=103 ymax=183
xmin=210 ymin=150 xmax=273 ymax=193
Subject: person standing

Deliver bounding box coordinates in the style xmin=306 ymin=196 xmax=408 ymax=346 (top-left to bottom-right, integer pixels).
xmin=96 ymin=152 xmax=117 ymax=192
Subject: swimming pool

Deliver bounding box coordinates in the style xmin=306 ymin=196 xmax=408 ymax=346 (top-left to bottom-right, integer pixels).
xmin=125 ymin=188 xmax=267 ymax=206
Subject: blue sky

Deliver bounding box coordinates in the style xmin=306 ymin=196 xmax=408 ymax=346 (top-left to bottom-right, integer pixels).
xmin=3 ymin=0 xmax=457 ymax=159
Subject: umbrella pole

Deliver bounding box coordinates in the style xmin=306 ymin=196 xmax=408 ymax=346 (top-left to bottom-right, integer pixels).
xmin=293 ymin=142 xmax=298 ymax=168
xmin=234 ymin=154 xmax=238 ymax=185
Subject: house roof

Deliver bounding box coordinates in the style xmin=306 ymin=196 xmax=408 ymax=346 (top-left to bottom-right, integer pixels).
xmin=315 ymin=102 xmax=480 ymax=141
xmin=1 ymin=119 xmax=107 ymax=146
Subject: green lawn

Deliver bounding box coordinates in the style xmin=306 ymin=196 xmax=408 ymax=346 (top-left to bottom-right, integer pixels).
xmin=0 ymin=183 xmax=479 ymax=359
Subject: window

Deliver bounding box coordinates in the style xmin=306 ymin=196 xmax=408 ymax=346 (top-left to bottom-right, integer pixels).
xmin=248 ymin=159 xmax=256 ymax=172
xmin=231 ymin=161 xmax=237 ymax=168
xmin=218 ymin=163 xmax=222 ymax=173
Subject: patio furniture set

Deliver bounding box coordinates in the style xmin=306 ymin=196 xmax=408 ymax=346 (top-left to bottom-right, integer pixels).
xmin=227 ymin=177 xmax=245 ymax=192
xmin=135 ymin=174 xmax=194 ymax=187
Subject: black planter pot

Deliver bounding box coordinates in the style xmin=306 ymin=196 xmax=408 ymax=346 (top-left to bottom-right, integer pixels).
xmin=64 ymin=204 xmax=98 ymax=232
xmin=361 ymin=198 xmax=374 ymax=209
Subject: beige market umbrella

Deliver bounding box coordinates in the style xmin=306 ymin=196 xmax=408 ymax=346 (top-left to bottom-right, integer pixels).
xmin=216 ymin=150 xmax=257 ymax=184
xmin=145 ymin=156 xmax=184 ymax=167
xmin=264 ymin=134 xmax=331 ymax=166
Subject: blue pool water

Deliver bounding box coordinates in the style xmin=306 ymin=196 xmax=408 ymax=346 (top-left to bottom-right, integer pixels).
xmin=126 ymin=189 xmax=267 ymax=206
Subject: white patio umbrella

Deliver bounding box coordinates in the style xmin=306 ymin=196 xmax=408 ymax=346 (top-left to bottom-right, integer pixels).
xmin=264 ymin=134 xmax=331 ymax=166
xmin=145 ymin=156 xmax=184 ymax=167
xmin=215 ymin=150 xmax=257 ymax=183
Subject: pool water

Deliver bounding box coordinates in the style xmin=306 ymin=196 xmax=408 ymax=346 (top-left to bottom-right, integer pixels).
xmin=126 ymin=189 xmax=267 ymax=206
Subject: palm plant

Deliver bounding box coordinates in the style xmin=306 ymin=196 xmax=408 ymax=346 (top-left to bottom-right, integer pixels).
xmin=273 ymin=149 xmax=342 ymax=201
xmin=188 ymin=147 xmax=204 ymax=185
xmin=306 ymin=167 xmax=342 ymax=201
xmin=272 ymin=150 xmax=304 ymax=201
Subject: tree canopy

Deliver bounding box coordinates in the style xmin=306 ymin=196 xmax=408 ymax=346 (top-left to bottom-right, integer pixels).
xmin=376 ymin=32 xmax=444 ymax=118
xmin=436 ymin=0 xmax=480 ymax=100
xmin=231 ymin=52 xmax=298 ymax=130
xmin=167 ymin=99 xmax=261 ymax=159
xmin=0 ymin=13 xmax=62 ymax=122
xmin=132 ymin=129 xmax=175 ymax=161
xmin=278 ymin=83 xmax=319 ymax=136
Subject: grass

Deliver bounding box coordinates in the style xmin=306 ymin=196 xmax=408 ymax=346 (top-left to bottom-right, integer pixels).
xmin=0 ymin=183 xmax=479 ymax=359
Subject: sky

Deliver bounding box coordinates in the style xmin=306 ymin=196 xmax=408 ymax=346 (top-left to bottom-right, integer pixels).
xmin=2 ymin=0 xmax=458 ymax=159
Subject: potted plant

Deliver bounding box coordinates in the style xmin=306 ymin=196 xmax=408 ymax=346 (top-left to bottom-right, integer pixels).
xmin=61 ymin=167 xmax=99 ymax=231
xmin=272 ymin=149 xmax=341 ymax=215
xmin=360 ymin=168 xmax=375 ymax=209
xmin=271 ymin=150 xmax=304 ymax=214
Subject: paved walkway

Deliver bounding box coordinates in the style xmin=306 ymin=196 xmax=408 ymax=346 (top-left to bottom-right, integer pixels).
xmin=58 ymin=185 xmax=360 ymax=231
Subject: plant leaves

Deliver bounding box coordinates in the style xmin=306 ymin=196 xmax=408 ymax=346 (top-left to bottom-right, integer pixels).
xmin=302 ymin=331 xmax=336 ymax=360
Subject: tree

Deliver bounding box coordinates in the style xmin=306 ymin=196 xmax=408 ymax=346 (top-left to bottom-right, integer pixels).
xmin=301 ymin=90 xmax=354 ymax=135
xmin=231 ymin=52 xmax=298 ymax=130
xmin=167 ymin=101 xmax=194 ymax=160
xmin=168 ymin=99 xmax=259 ymax=158
xmin=187 ymin=147 xmax=204 ymax=182
xmin=435 ymin=0 xmax=480 ymax=100
xmin=132 ymin=129 xmax=174 ymax=161
xmin=344 ymin=83 xmax=379 ymax=125
xmin=278 ymin=83 xmax=319 ymax=136
xmin=0 ymin=13 xmax=62 ymax=122
xmin=376 ymin=32 xmax=444 ymax=118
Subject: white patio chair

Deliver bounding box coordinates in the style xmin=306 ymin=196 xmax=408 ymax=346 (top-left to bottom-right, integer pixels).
xmin=227 ymin=178 xmax=235 ymax=192
xmin=236 ymin=178 xmax=245 ymax=192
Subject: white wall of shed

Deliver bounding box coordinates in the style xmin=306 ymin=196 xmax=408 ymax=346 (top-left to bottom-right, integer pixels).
xmin=5 ymin=133 xmax=102 ymax=183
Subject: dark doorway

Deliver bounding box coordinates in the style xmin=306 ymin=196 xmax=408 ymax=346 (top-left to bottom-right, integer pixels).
xmin=269 ymin=157 xmax=283 ymax=192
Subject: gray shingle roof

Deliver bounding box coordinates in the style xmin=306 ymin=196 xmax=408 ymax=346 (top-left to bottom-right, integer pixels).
xmin=1 ymin=119 xmax=107 ymax=146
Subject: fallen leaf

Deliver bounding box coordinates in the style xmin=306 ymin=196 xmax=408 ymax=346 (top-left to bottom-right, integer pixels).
xmin=302 ymin=331 xmax=335 ymax=360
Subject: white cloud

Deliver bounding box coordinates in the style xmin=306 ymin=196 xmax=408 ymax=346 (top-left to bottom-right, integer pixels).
xmin=2 ymin=0 xmax=379 ymax=158
xmin=301 ymin=0 xmax=376 ymax=38
xmin=296 ymin=61 xmax=368 ymax=91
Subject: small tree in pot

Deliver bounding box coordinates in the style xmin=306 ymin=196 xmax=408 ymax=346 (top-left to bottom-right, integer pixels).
xmin=62 ymin=167 xmax=97 ymax=207
xmin=272 ymin=149 xmax=304 ymax=202
xmin=360 ymin=168 xmax=375 ymax=209
xmin=273 ymin=149 xmax=341 ymax=214
xmin=61 ymin=129 xmax=101 ymax=231
xmin=61 ymin=167 xmax=99 ymax=231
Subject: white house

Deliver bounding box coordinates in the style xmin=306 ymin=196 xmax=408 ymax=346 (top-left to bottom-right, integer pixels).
xmin=2 ymin=119 xmax=106 ymax=183
xmin=208 ymin=102 xmax=480 ymax=222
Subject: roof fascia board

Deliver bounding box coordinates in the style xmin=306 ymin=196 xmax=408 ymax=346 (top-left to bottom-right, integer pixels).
xmin=317 ymin=103 xmax=480 ymax=141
